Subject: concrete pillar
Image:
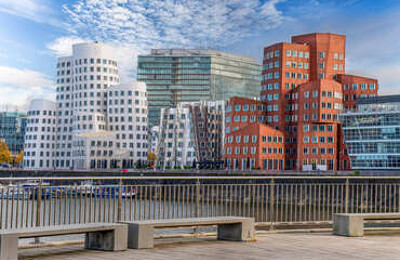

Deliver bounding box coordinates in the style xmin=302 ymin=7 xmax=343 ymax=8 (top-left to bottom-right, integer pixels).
xmin=333 ymin=214 xmax=364 ymax=237
xmin=217 ymin=219 xmax=255 ymax=241
xmin=127 ymin=223 xmax=154 ymax=249
xmin=85 ymin=225 xmax=128 ymax=251
xmin=0 ymin=235 xmax=18 ymax=260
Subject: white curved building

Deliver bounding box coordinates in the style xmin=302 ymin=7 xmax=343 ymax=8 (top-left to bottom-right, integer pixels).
xmin=23 ymin=99 xmax=56 ymax=169
xmin=24 ymin=42 xmax=148 ymax=171
xmin=106 ymin=82 xmax=148 ymax=167
xmin=55 ymin=42 xmax=119 ymax=169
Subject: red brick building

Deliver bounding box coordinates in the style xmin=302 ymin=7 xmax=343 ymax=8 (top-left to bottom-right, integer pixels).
xmin=336 ymin=74 xmax=378 ymax=110
xmin=261 ymin=33 xmax=378 ymax=171
xmin=223 ymin=97 xmax=285 ymax=170
xmin=224 ymin=123 xmax=285 ymax=170
xmin=225 ymin=97 xmax=267 ymax=135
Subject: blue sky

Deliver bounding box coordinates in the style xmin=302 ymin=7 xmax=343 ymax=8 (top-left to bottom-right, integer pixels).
xmin=1 ymin=0 xmax=400 ymax=109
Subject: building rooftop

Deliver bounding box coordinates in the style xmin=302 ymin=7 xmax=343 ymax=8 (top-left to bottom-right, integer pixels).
xmin=144 ymin=49 xmax=258 ymax=63
xmin=357 ymin=94 xmax=400 ymax=105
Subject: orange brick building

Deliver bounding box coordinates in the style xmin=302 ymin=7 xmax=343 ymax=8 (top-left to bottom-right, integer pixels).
xmin=224 ymin=97 xmax=285 ymax=170
xmin=260 ymin=33 xmax=378 ymax=171
xmin=225 ymin=97 xmax=267 ymax=135
xmin=224 ymin=123 xmax=285 ymax=170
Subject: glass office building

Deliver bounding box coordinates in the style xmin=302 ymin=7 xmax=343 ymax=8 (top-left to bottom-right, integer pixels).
xmin=341 ymin=95 xmax=400 ymax=170
xmin=0 ymin=112 xmax=27 ymax=156
xmin=137 ymin=49 xmax=261 ymax=126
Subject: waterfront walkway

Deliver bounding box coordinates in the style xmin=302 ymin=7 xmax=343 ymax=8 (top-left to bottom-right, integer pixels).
xmin=19 ymin=232 xmax=400 ymax=259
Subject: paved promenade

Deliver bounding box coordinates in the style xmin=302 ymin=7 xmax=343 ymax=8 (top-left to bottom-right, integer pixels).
xmin=19 ymin=232 xmax=400 ymax=259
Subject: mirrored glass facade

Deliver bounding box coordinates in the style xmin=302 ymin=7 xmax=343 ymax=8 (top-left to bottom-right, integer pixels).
xmin=0 ymin=112 xmax=27 ymax=156
xmin=341 ymin=95 xmax=400 ymax=169
xmin=137 ymin=49 xmax=261 ymax=127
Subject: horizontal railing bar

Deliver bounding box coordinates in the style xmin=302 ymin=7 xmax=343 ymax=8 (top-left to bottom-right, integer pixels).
xmin=1 ymin=176 xmax=400 ymax=181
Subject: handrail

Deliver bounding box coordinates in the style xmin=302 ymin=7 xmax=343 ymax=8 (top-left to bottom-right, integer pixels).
xmin=0 ymin=175 xmax=399 ymax=181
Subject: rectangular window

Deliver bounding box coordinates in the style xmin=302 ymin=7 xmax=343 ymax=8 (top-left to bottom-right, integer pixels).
xmin=369 ymin=83 xmax=376 ymax=90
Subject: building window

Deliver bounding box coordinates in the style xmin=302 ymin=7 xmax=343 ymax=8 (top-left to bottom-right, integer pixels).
xmin=369 ymin=83 xmax=376 ymax=90
xmin=235 ymin=147 xmax=240 ymax=155
xmin=236 ymin=136 xmax=241 ymax=143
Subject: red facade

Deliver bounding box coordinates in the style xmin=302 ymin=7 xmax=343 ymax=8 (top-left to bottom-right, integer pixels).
xmin=260 ymin=33 xmax=378 ymax=171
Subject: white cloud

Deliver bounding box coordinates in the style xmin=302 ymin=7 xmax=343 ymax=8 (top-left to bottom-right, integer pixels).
xmin=58 ymin=0 xmax=285 ymax=81
xmin=0 ymin=0 xmax=62 ymax=27
xmin=46 ymin=36 xmax=87 ymax=56
xmin=0 ymin=66 xmax=55 ymax=108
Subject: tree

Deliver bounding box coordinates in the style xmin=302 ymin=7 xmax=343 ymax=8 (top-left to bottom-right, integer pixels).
xmin=147 ymin=153 xmax=156 ymax=168
xmin=0 ymin=141 xmax=12 ymax=165
xmin=147 ymin=153 xmax=156 ymax=162
xmin=14 ymin=150 xmax=23 ymax=167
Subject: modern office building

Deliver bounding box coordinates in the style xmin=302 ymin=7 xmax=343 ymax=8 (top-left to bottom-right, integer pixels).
xmin=261 ymin=32 xmax=378 ymax=171
xmin=23 ymin=99 xmax=56 ymax=170
xmin=223 ymin=97 xmax=285 ymax=170
xmin=106 ymin=82 xmax=148 ymax=167
xmin=157 ymin=103 xmax=198 ymax=169
xmin=149 ymin=126 xmax=160 ymax=155
xmin=137 ymin=49 xmax=262 ymax=127
xmin=24 ymin=42 xmax=148 ymax=170
xmin=341 ymin=95 xmax=400 ymax=170
xmin=156 ymin=100 xmax=226 ymax=169
xmin=55 ymin=42 xmax=120 ymax=169
xmin=224 ymin=122 xmax=285 ymax=170
xmin=0 ymin=111 xmax=27 ymax=156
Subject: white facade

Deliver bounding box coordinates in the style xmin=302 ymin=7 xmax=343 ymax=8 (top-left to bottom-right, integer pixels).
xmin=23 ymin=99 xmax=56 ymax=169
xmin=157 ymin=104 xmax=197 ymax=169
xmin=73 ymin=131 xmax=117 ymax=169
xmin=149 ymin=126 xmax=159 ymax=154
xmin=106 ymin=82 xmax=148 ymax=167
xmin=55 ymin=42 xmax=119 ymax=169
xmin=156 ymin=100 xmax=226 ymax=169
xmin=24 ymin=42 xmax=148 ymax=170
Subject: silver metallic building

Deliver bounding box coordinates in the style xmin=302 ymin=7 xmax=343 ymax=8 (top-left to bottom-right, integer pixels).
xmin=341 ymin=95 xmax=400 ymax=170
xmin=137 ymin=49 xmax=262 ymax=127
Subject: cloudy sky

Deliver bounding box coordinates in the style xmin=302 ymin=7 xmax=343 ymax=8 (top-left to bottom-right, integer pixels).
xmin=0 ymin=0 xmax=399 ymax=110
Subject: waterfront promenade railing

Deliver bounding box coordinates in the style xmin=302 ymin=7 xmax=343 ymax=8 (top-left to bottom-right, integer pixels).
xmin=0 ymin=176 xmax=399 ymax=229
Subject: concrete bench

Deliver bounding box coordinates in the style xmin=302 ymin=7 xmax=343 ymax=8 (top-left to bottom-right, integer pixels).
xmin=0 ymin=223 xmax=128 ymax=260
xmin=122 ymin=217 xmax=255 ymax=249
xmin=333 ymin=213 xmax=400 ymax=237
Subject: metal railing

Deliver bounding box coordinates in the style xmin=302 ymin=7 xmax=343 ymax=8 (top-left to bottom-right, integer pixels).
xmin=1 ymin=176 xmax=400 ymax=229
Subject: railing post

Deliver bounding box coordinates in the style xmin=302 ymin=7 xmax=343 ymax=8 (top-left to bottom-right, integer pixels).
xmin=194 ymin=179 xmax=200 ymax=236
xmin=34 ymin=180 xmax=42 ymax=244
xmin=36 ymin=180 xmax=42 ymax=227
xmin=117 ymin=178 xmax=123 ymax=222
xmin=269 ymin=179 xmax=275 ymax=230
xmin=345 ymin=178 xmax=349 ymax=213
xmin=195 ymin=178 xmax=200 ymax=218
